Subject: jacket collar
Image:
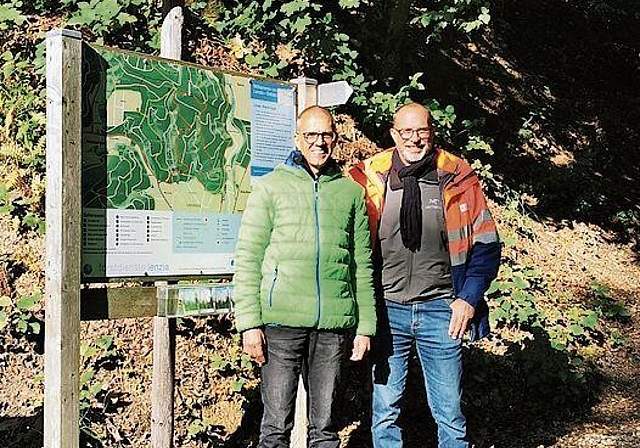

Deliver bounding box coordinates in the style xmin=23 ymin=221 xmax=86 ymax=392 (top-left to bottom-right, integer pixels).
xmin=282 ymin=150 xmax=342 ymax=181
xmin=360 ymin=147 xmax=479 ymax=193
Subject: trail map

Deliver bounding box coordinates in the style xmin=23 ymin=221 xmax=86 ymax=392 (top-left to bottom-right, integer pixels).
xmin=80 ymin=45 xmax=295 ymax=279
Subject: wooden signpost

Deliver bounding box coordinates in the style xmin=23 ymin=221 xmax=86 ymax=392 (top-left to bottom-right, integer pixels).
xmin=44 ymin=28 xmax=83 ymax=448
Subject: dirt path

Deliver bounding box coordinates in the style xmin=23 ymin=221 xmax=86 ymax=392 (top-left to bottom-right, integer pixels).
xmin=515 ymin=220 xmax=640 ymax=448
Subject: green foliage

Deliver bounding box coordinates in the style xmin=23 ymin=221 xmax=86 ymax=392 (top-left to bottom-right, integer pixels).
xmin=487 ymin=261 xmax=602 ymax=370
xmin=55 ymin=0 xmax=165 ymax=51
xmin=186 ymin=417 xmax=219 ymax=440
xmin=500 ymin=196 xmax=537 ymax=241
xmin=79 ymin=336 xmax=119 ymax=412
xmin=0 ymin=184 xmax=14 ymax=216
xmin=0 ymin=290 xmax=43 ymax=336
xmin=487 ymin=202 xmax=631 ymax=383
xmin=209 ymin=333 xmax=255 ymax=393
xmin=608 ymin=330 xmax=630 ymax=348
xmin=0 ymin=1 xmax=25 ymax=31
xmin=488 ymin=265 xmax=543 ymax=328
xmin=361 ymin=73 xmax=425 ymax=128
xmin=76 ymin=335 xmax=122 ymax=444
xmin=0 ymin=45 xmax=47 ymax=249
xmin=66 ymin=0 xmax=142 ymax=40
xmin=0 ymin=49 xmax=46 ymax=164
xmin=411 ymin=1 xmax=490 ymax=41
xmin=590 ymin=281 xmax=631 ymax=320
xmin=214 ymin=1 xmax=493 ymax=130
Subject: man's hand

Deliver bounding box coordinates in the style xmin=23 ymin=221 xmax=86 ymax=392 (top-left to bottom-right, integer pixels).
xmin=448 ymin=299 xmax=475 ymax=340
xmin=242 ymin=328 xmax=266 ymax=366
xmin=350 ymin=335 xmax=371 ymax=361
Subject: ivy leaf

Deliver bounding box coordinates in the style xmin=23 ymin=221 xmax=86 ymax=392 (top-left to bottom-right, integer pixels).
xmin=79 ymin=370 xmax=94 ymax=386
xmin=513 ymin=276 xmax=530 ymax=290
xmin=570 ymin=356 xmax=584 ymax=367
xmin=240 ymin=354 xmax=253 ymax=370
xmin=29 ymin=321 xmax=41 ymax=334
xmin=0 ymin=296 xmax=11 ymax=307
xmin=485 ymin=281 xmax=499 ymax=295
xmin=16 ymin=319 xmax=27 ymax=332
xmin=550 ymin=340 xmax=567 ymax=351
xmin=96 ymin=336 xmax=114 ymax=350
xmin=229 ymin=378 xmax=245 ymax=393
xmin=80 ymin=344 xmax=99 ymax=358
xmin=0 ymin=5 xmax=26 ymax=30
xmin=116 ymin=12 xmax=137 ymax=26
xmin=491 ymin=307 xmax=506 ymax=321
xmin=339 ymin=0 xmax=361 ymax=8
xmin=263 ymin=64 xmax=279 ymax=77
xmin=88 ymin=382 xmax=103 ymax=397
xmin=211 ymin=354 xmax=229 ymax=371
xmin=479 ymin=7 xmax=491 ymax=24
xmin=291 ymin=16 xmax=311 ymax=33
xmin=244 ymin=52 xmax=265 ymax=67
xmin=187 ymin=420 xmax=203 ymax=436
xmin=568 ymin=324 xmax=585 ymax=336
xmin=281 ymin=0 xmax=307 ymax=15
xmin=581 ymin=312 xmax=598 ymax=329
xmin=16 ymin=293 xmax=40 ymax=311
xmin=512 ymin=290 xmax=528 ymax=304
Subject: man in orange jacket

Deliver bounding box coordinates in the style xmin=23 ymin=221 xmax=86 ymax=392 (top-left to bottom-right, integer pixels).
xmin=349 ymin=103 xmax=500 ymax=448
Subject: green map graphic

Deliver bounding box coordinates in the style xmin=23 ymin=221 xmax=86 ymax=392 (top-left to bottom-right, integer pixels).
xmin=82 ymin=45 xmax=252 ymax=213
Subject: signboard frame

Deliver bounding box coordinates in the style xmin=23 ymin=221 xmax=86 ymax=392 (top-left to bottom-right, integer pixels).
xmin=79 ymin=43 xmax=296 ymax=283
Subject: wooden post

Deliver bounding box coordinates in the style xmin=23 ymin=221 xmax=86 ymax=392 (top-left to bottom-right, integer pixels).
xmin=290 ymin=77 xmax=318 ymax=115
xmin=152 ymin=283 xmax=175 ymax=448
xmin=288 ymin=77 xmax=320 ymax=448
xmin=151 ymin=7 xmax=183 ymax=448
xmin=44 ymin=29 xmax=83 ymax=448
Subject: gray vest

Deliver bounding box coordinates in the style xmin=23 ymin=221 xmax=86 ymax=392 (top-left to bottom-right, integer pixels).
xmin=379 ymin=175 xmax=453 ymax=303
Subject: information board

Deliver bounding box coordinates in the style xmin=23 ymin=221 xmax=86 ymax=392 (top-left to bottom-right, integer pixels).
xmin=80 ymin=45 xmax=296 ymax=279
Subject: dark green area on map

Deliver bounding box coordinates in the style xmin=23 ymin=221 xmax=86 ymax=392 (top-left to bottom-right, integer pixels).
xmin=81 ymin=45 xmax=250 ymax=210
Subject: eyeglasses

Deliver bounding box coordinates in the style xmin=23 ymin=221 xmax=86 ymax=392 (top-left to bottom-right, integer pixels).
xmin=300 ymin=131 xmax=337 ymax=144
xmin=393 ymin=127 xmax=431 ymax=140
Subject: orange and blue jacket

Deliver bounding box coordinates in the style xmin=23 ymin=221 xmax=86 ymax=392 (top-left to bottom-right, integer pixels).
xmin=349 ymin=147 xmax=501 ymax=340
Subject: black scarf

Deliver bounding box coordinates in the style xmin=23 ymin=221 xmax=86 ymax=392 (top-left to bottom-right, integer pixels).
xmin=389 ymin=149 xmax=437 ymax=251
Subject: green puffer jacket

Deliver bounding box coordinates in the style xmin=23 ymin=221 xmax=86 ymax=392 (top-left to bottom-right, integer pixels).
xmin=233 ymin=152 xmax=376 ymax=336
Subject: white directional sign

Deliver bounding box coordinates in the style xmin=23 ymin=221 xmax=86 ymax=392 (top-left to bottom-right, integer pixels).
xmin=317 ymin=80 xmax=354 ymax=107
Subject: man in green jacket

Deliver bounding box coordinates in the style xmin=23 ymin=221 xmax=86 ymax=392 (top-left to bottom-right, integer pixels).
xmin=233 ymin=106 xmax=376 ymax=448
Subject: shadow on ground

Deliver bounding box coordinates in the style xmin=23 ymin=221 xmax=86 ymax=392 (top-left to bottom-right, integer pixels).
xmin=0 ymin=411 xmax=43 ymax=448
xmin=336 ymin=328 xmax=597 ymax=448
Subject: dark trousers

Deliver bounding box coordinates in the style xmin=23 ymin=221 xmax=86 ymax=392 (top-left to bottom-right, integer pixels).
xmin=259 ymin=326 xmax=346 ymax=448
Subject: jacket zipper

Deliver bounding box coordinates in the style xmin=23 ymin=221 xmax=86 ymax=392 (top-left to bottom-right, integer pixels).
xmin=268 ymin=266 xmax=278 ymax=308
xmin=314 ymin=178 xmax=321 ymax=326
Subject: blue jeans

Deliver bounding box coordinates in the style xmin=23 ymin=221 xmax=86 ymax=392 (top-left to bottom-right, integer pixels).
xmin=259 ymin=326 xmax=346 ymax=448
xmin=371 ymin=298 xmax=470 ymax=448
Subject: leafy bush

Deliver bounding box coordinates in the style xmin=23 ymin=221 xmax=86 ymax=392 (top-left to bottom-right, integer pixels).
xmin=0 ymin=1 xmax=25 ymax=31
xmin=214 ymin=0 xmax=493 ymax=147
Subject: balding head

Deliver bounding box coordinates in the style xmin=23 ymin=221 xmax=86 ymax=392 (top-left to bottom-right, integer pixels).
xmin=295 ymin=105 xmax=337 ymax=176
xmin=393 ymin=103 xmax=432 ymax=128
xmin=297 ymin=105 xmax=336 ymax=132
xmin=390 ymin=103 xmax=434 ymax=164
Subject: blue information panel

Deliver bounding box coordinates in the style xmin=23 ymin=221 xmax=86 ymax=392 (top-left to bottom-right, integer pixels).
xmin=249 ymin=80 xmax=296 ymax=177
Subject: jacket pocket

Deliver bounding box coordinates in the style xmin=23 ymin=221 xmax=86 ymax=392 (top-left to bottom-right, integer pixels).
xmin=268 ymin=267 xmax=278 ymax=308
